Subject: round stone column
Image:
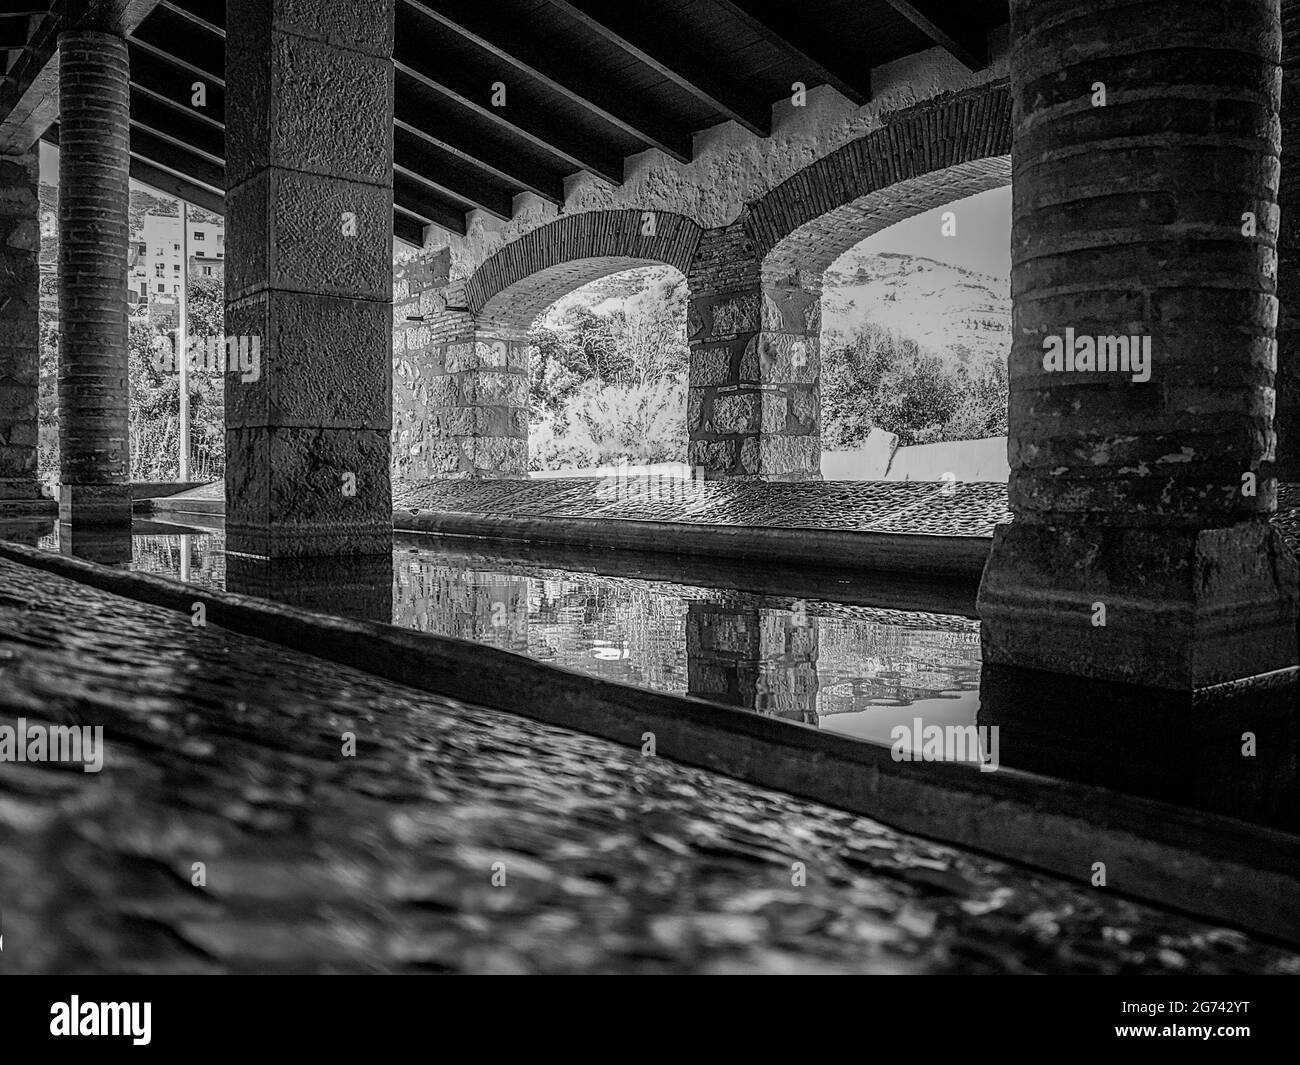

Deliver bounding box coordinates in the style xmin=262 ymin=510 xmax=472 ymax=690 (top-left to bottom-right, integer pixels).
xmin=978 ymin=0 xmax=1299 ymax=688
xmin=57 ymin=29 xmax=132 ymax=525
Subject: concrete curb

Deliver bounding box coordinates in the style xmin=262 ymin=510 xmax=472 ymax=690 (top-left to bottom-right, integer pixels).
xmin=1 ymin=538 xmax=1298 ymax=946
xmin=392 ymin=509 xmax=994 ymax=580
xmin=390 ymin=531 xmax=982 ymax=618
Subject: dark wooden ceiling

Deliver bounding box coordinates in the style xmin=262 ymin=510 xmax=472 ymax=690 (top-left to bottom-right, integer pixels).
xmin=1 ymin=0 xmax=1010 ymax=246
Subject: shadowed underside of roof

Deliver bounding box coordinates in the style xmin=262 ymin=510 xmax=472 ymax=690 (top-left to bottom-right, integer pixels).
xmin=0 ymin=1 xmax=1010 ymax=244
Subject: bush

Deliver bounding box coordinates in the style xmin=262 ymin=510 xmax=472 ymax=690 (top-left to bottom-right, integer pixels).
xmin=530 ymin=377 xmax=687 ymax=470
xmin=823 ymin=321 xmax=1007 ymax=447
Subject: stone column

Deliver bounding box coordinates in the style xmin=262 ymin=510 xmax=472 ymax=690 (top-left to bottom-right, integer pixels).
xmin=979 ymin=0 xmax=1298 ymax=689
xmin=224 ymin=0 xmax=394 ymax=556
xmin=686 ymin=225 xmax=820 ymax=481
xmin=0 ymin=149 xmax=40 ymax=502
xmin=58 ymin=30 xmax=132 ymax=526
xmin=392 ymin=290 xmax=529 ymax=480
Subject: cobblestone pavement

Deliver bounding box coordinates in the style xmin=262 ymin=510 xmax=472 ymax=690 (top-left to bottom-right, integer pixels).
xmin=180 ymin=478 xmax=1300 ymax=549
xmin=1 ymin=557 xmax=1297 ymax=974
xmin=394 ymin=478 xmax=1012 ymax=536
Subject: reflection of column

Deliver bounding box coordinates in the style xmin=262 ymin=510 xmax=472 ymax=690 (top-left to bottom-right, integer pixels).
xmin=686 ymin=601 xmax=819 ymax=722
xmin=393 ymin=561 xmax=528 ymax=652
xmin=979 ymin=663 xmax=1298 ymax=829
xmin=224 ymin=0 xmax=394 ymax=556
xmin=393 ymin=298 xmax=530 ymax=480
xmin=980 ymin=0 xmax=1298 ymax=688
xmin=58 ymin=28 xmax=132 ymax=526
xmin=225 ymin=554 xmax=394 ymax=624
xmin=686 ymin=225 xmax=820 ymax=481
xmin=0 ymin=149 xmax=40 ymax=504
xmin=59 ymin=525 xmax=132 ymax=566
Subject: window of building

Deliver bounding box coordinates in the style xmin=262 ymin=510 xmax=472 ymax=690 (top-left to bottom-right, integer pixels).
xmin=157 ymin=283 xmax=165 ymax=293
xmin=174 ymin=263 xmax=181 ymax=273
xmin=173 ymin=243 xmax=180 ymax=252
xmin=193 ymin=231 xmax=205 ymax=241
xmin=155 ymin=264 xmax=164 ymax=277
xmin=202 ymin=266 xmax=213 ymax=276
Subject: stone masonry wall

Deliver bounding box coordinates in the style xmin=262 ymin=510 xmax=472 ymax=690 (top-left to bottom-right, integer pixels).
xmin=393 ymin=254 xmax=528 ymax=479
xmin=686 ymin=225 xmax=820 ymax=480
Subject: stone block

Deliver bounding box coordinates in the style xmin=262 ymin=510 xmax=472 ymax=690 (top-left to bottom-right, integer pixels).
xmin=980 ymin=521 xmax=1299 ymax=688
xmin=226 ymin=170 xmax=391 ymax=301
xmin=225 ymin=290 xmax=391 ymax=430
xmin=225 ymin=425 xmax=392 ymax=556
xmin=226 ymin=25 xmax=393 ymax=188
xmin=712 ymin=393 xmax=759 ymax=434
xmin=690 ymin=346 xmax=732 ymax=387
xmin=759 ymin=434 xmax=819 ymax=476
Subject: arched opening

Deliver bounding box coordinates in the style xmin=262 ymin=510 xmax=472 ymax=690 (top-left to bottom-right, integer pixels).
xmin=525 ymin=264 xmax=690 ymax=475
xmin=819 ymin=184 xmax=1011 ymax=482
xmin=756 ymin=158 xmax=1012 ymax=484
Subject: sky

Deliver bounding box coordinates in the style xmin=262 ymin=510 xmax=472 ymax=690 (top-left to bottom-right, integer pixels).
xmin=844 ymin=185 xmax=1011 ymax=280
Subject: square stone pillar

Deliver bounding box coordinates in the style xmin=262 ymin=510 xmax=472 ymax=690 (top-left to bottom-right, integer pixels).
xmin=0 ymin=150 xmax=40 ymax=502
xmin=980 ymin=0 xmax=1299 ymax=689
xmin=687 ymin=225 xmax=821 ymax=481
xmin=224 ymin=0 xmax=395 ymax=556
xmin=392 ymin=261 xmax=529 ymax=480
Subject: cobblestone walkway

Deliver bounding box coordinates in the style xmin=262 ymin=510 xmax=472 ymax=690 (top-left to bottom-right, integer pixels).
xmin=394 ymin=478 xmax=1013 ymax=536
xmin=1 ymin=556 xmax=1297 ymax=973
xmin=175 ymin=478 xmax=1300 ymax=550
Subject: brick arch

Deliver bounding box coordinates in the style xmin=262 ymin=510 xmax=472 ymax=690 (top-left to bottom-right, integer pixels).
xmin=744 ymin=81 xmax=1012 ymax=280
xmin=466 ymin=209 xmax=703 ymax=328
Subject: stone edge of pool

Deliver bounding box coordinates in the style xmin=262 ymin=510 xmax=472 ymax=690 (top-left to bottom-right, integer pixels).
xmin=390 ymin=510 xmax=994 ymax=579
xmin=2 ymin=537 xmax=1297 ymax=948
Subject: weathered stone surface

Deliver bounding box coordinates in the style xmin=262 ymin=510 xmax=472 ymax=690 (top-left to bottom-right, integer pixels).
xmin=688 ymin=227 xmax=821 ymax=481
xmin=225 ymin=425 xmax=392 ymax=556
xmin=226 ymin=5 xmax=394 ymax=189
xmin=390 ymin=295 xmax=529 ymax=480
xmin=712 ymin=393 xmax=758 ymax=435
xmin=691 ymin=347 xmax=732 ymax=387
xmin=761 ymin=394 xmax=788 ymax=434
xmin=979 ymin=0 xmax=1296 ymax=688
xmin=225 ymin=291 xmax=391 ymax=431
xmin=225 ymin=0 xmax=394 ymax=556
xmin=57 ymin=32 xmax=131 ymax=499
xmin=226 ymin=170 xmax=392 ymax=302
xmin=759 ymin=434 xmax=819 ymax=477
xmin=980 ymin=522 xmax=1299 ymax=689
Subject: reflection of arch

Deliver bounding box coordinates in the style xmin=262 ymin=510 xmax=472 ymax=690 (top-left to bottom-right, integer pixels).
xmin=466 ymin=209 xmax=703 ymax=328
xmin=745 ymin=81 xmax=1011 ymax=278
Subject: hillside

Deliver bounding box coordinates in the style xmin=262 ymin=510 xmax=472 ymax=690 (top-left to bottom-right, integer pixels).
xmin=823 ymin=250 xmax=1009 ymax=368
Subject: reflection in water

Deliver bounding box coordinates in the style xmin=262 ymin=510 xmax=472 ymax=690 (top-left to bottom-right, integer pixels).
xmin=29 ymin=519 xmax=981 ymax=727
xmin=20 ymin=517 xmax=1296 ymax=829
xmin=57 ymin=524 xmax=133 ymax=565
xmin=979 ymin=662 xmax=1300 ymax=830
